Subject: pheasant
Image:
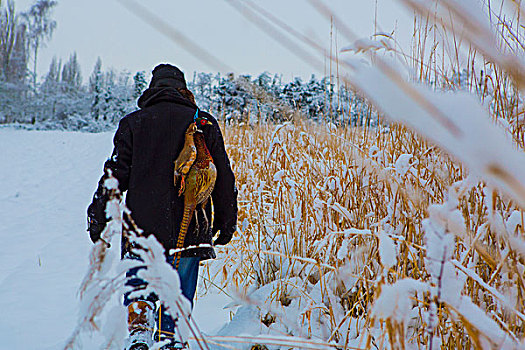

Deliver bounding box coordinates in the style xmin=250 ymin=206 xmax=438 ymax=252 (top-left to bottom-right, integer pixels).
xmin=173 ymin=111 xmax=216 ymax=268
xmin=173 ymin=123 xmax=197 ymax=196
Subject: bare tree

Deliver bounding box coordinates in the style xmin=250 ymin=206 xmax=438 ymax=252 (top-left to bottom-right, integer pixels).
xmin=22 ymin=0 xmax=57 ymax=87
xmin=10 ymin=21 xmax=28 ymax=82
xmin=0 ymin=0 xmax=19 ymax=81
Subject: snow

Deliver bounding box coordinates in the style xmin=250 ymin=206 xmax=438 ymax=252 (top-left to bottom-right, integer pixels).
xmin=368 ymin=145 xmax=380 ymax=158
xmin=393 ymin=153 xmax=415 ymax=177
xmin=378 ymin=230 xmax=396 ymax=269
xmin=371 ymin=278 xmax=428 ymax=324
xmin=0 ymin=129 xmax=231 ymax=349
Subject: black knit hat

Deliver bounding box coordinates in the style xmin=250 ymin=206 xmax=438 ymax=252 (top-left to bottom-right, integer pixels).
xmin=149 ymin=63 xmax=187 ymax=89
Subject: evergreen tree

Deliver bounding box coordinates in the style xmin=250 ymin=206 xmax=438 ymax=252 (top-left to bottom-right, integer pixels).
xmin=102 ymin=70 xmax=134 ymax=123
xmin=105 ymin=68 xmax=116 ymax=88
xmin=10 ymin=21 xmax=28 ymax=83
xmin=193 ymin=72 xmax=212 ymax=110
xmin=132 ymin=70 xmax=146 ymax=99
xmin=43 ymin=56 xmax=60 ymax=87
xmin=89 ymin=57 xmax=103 ymax=119
xmin=40 ymin=56 xmax=61 ymax=118
xmin=255 ymin=71 xmax=271 ymax=90
xmin=89 ymin=57 xmax=102 ymax=92
xmin=61 ymin=52 xmax=82 ymax=90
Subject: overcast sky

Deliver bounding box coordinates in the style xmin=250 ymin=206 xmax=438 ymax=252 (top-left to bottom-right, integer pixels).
xmin=14 ymin=0 xmax=413 ymax=82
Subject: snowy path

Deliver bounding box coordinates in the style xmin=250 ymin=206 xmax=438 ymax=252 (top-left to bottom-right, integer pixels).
xmin=0 ymin=129 xmax=231 ymax=349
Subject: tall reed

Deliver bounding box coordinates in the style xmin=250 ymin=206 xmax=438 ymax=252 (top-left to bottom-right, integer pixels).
xmin=201 ymin=1 xmax=525 ymax=348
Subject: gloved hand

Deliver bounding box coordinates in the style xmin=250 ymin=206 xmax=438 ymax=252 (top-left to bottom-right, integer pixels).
xmin=87 ymin=217 xmax=105 ymax=244
xmin=213 ymin=232 xmax=232 ymax=246
xmin=212 ymin=224 xmax=236 ymax=246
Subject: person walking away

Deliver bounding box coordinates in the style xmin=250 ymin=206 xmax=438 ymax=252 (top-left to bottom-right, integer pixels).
xmin=87 ymin=64 xmax=238 ymax=350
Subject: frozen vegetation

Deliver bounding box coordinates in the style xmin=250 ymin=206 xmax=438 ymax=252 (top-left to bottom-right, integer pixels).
xmin=1 ymin=0 xmax=525 ymax=349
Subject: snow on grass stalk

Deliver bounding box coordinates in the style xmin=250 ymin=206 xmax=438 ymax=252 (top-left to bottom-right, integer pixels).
xmin=65 ymin=170 xmax=130 ymax=350
xmin=344 ymin=58 xmax=525 ymax=209
xmin=65 ymin=171 xmax=209 ymax=349
xmin=208 ymin=116 xmax=524 ymax=347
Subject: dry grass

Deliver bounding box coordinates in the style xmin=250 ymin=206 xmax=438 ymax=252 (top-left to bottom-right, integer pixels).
xmin=194 ymin=1 xmax=525 ymax=348
xmin=106 ymin=0 xmax=525 ymax=347
xmin=200 ymin=112 xmax=524 ymax=348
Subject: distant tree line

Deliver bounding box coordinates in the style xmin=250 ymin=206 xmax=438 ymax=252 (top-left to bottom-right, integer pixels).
xmin=189 ymin=71 xmax=373 ymax=126
xmin=0 ymin=0 xmax=376 ymax=131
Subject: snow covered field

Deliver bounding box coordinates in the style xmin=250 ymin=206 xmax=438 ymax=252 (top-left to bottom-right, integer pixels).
xmin=0 ymin=129 xmax=231 ymax=349
xmin=1 ymin=111 xmax=524 ymax=349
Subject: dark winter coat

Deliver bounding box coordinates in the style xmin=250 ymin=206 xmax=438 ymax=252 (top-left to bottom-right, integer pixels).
xmin=87 ymin=87 xmax=238 ymax=260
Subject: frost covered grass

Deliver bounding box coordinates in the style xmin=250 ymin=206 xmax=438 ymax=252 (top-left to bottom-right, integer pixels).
xmin=200 ymin=1 xmax=525 ymax=348
xmin=203 ymin=116 xmax=524 ymax=348
xmin=20 ymin=0 xmax=525 ymax=348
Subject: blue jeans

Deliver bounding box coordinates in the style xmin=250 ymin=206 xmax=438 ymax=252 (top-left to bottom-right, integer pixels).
xmin=124 ymin=255 xmax=201 ymax=338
